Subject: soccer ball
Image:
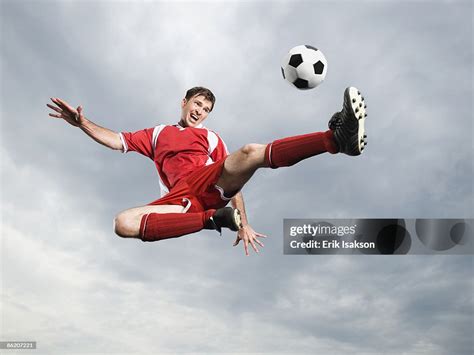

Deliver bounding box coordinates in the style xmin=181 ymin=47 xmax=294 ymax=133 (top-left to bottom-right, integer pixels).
xmin=281 ymin=45 xmax=328 ymax=90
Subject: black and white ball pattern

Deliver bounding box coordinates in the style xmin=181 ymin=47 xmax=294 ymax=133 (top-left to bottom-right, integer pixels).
xmin=281 ymin=45 xmax=327 ymax=90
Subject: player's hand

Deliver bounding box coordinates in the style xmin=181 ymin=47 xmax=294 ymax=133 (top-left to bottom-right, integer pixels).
xmin=47 ymin=98 xmax=84 ymax=127
xmin=233 ymin=224 xmax=267 ymax=256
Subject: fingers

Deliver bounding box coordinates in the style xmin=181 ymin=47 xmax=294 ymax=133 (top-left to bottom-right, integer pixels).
xmin=249 ymin=239 xmax=259 ymax=254
xmin=234 ymin=227 xmax=267 ymax=256
xmin=254 ymin=232 xmax=267 ymax=248
xmin=233 ymin=236 xmax=240 ymax=247
xmin=243 ymin=234 xmax=261 ymax=255
xmin=76 ymin=105 xmax=84 ymax=121
xmin=47 ymin=100 xmax=68 ymax=120
xmin=46 ymin=103 xmax=62 ymax=113
xmin=50 ymin=97 xmax=59 ymax=106
xmin=49 ymin=98 xmax=68 ymax=113
xmin=244 ymin=239 xmax=249 ymax=256
xmin=255 ymin=238 xmax=264 ymax=248
xmin=50 ymin=97 xmax=63 ymax=109
xmin=51 ymin=97 xmax=75 ymax=113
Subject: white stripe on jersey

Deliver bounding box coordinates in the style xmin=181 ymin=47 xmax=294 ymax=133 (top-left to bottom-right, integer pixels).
xmin=152 ymin=124 xmax=166 ymax=151
xmin=151 ymin=124 xmax=168 ymax=197
xmin=205 ymin=156 xmax=214 ymax=166
xmin=159 ymin=178 xmax=170 ymax=197
xmin=119 ymin=133 xmax=128 ymax=153
xmin=207 ymin=130 xmax=219 ymax=155
xmin=206 ymin=129 xmax=226 ymax=165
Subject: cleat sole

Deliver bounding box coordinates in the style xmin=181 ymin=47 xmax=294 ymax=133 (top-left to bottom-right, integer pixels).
xmin=347 ymin=87 xmax=367 ymax=154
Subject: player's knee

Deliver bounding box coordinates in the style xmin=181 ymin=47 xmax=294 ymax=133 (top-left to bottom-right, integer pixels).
xmin=113 ymin=214 xmax=127 ymax=237
xmin=240 ymin=143 xmax=265 ymax=161
xmin=113 ymin=212 xmax=138 ymax=238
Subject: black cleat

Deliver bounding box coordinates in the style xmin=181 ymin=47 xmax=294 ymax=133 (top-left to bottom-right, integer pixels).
xmin=205 ymin=207 xmax=243 ymax=235
xmin=328 ymin=87 xmax=367 ymax=156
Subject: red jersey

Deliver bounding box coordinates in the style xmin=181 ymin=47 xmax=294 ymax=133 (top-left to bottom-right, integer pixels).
xmin=120 ymin=123 xmax=229 ymax=196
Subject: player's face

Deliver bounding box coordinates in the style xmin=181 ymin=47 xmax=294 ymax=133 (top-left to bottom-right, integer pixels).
xmin=180 ymin=95 xmax=213 ymax=128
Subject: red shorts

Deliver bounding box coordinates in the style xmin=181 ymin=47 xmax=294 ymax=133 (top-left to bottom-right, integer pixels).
xmin=147 ymin=158 xmax=232 ymax=213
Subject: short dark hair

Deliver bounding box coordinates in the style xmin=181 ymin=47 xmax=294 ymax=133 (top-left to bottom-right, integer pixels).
xmin=185 ymin=86 xmax=216 ymax=111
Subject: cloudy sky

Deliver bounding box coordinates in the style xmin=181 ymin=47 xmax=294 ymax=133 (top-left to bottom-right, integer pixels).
xmin=1 ymin=0 xmax=472 ymax=354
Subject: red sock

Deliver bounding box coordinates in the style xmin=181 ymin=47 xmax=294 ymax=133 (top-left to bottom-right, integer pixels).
xmin=140 ymin=210 xmax=215 ymax=242
xmin=264 ymin=130 xmax=338 ymax=169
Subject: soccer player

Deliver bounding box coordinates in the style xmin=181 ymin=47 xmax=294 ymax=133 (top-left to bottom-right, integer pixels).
xmin=47 ymin=86 xmax=367 ymax=255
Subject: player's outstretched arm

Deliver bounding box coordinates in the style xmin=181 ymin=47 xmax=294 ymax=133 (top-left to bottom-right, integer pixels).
xmin=231 ymin=192 xmax=267 ymax=256
xmin=47 ymin=97 xmax=123 ymax=151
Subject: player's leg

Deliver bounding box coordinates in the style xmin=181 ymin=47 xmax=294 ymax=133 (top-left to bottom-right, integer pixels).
xmin=217 ymin=86 xmax=367 ymax=195
xmin=216 ymin=131 xmax=337 ymax=195
xmin=114 ymin=204 xmax=184 ymax=238
xmin=115 ymin=204 xmax=242 ymax=241
xmin=215 ymin=143 xmax=267 ymax=196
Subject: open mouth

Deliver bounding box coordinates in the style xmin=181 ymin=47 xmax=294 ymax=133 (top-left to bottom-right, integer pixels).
xmin=190 ymin=113 xmax=199 ymax=123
